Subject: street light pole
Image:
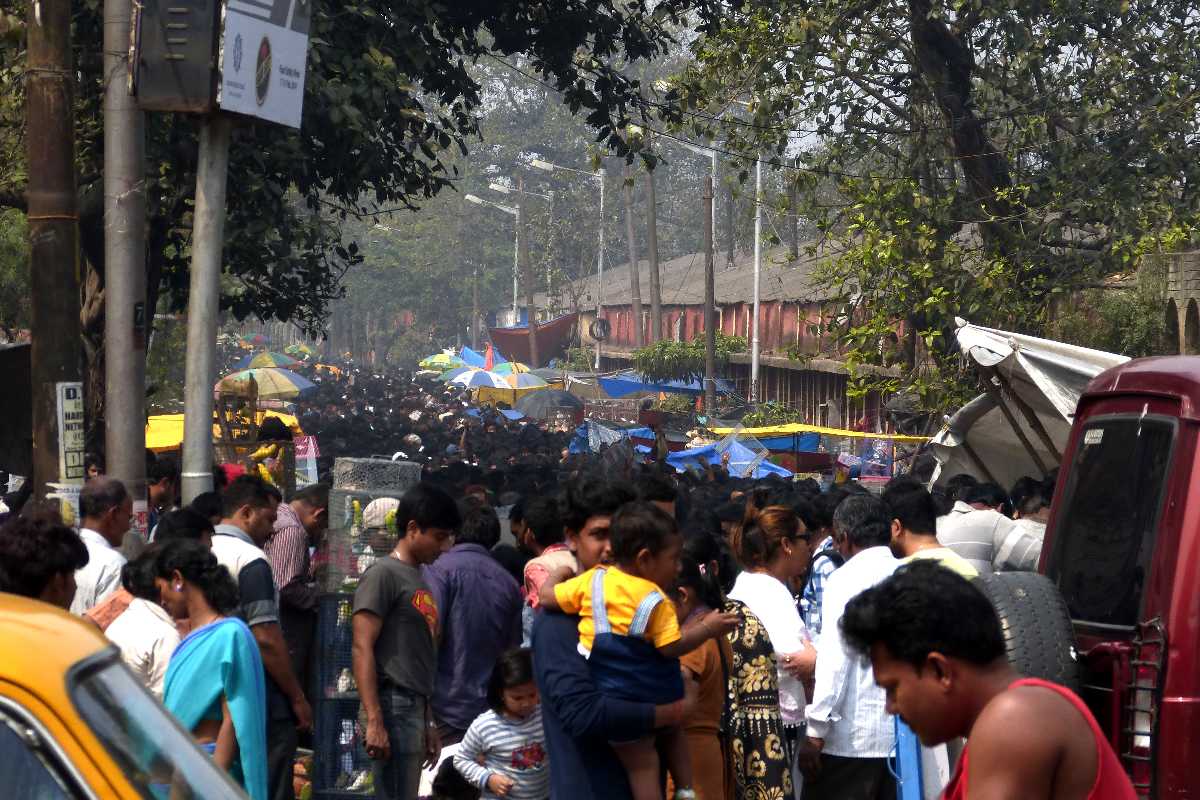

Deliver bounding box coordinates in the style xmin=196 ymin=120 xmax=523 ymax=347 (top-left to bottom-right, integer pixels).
xmin=750 ymin=155 xmax=762 ymax=405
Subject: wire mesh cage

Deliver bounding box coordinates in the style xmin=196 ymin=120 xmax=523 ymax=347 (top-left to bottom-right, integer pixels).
xmin=313 ymin=458 xmax=423 ymax=593
xmin=312 ymin=458 xmax=423 ymax=798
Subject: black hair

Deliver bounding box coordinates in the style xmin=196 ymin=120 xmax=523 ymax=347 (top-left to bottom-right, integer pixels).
xmin=882 ymin=477 xmax=938 ymax=535
xmin=155 ymin=508 xmax=216 ymax=544
xmin=258 ymin=416 xmax=293 ymax=441
xmin=0 ymin=515 xmax=88 ymax=599
xmin=457 ymin=505 xmax=501 ymax=549
xmin=490 ymin=543 xmax=529 ymax=585
xmin=944 ymin=473 xmax=979 ymax=504
xmin=714 ymin=501 xmax=745 ymax=524
xmin=672 ymin=530 xmax=727 ymax=610
xmin=965 ymin=482 xmax=1008 ymax=510
xmin=188 ymin=491 xmax=224 ymax=522
xmin=122 ymin=547 xmax=163 ymax=600
xmin=508 ymin=499 xmax=525 ymax=524
xmin=832 ymin=494 xmax=892 ymax=549
xmin=636 ymin=473 xmax=678 ymax=507
xmin=559 ymin=478 xmax=636 ymax=534
xmin=148 ymin=453 xmax=180 ymax=485
xmin=80 ymin=477 xmax=130 ymax=519
xmin=154 ymin=539 xmax=240 ymax=615
xmin=524 ymin=496 xmax=564 ymax=549
xmin=841 ymin=560 xmax=1006 ymax=669
xmin=221 ymin=475 xmax=276 ymax=518
xmin=609 ymin=501 xmax=679 ymax=564
xmin=486 ymin=647 xmax=536 ymax=714
xmin=292 ymin=482 xmax=330 ymax=510
xmin=396 ymin=483 xmax=461 ymax=538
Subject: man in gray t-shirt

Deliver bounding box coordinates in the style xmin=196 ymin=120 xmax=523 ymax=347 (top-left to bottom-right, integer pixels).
xmin=354 ymin=557 xmax=438 ymax=698
xmin=352 ymin=484 xmax=460 ymax=800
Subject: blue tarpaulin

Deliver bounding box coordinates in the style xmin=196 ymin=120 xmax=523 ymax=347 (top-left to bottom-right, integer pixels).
xmin=459 ymin=347 xmax=486 ymax=367
xmin=759 ymin=432 xmax=821 ymax=452
xmin=598 ymin=370 xmax=735 ymax=399
xmin=666 ymin=440 xmax=793 ymax=479
xmin=466 ymin=408 xmax=525 ymax=421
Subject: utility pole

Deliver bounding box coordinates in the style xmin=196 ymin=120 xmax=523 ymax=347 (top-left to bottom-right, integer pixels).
xmin=518 ymin=175 xmax=539 ymax=367
xmin=623 ymin=164 xmax=644 ymax=348
xmin=750 ymin=156 xmax=763 ymax=405
xmin=594 ymin=167 xmax=607 ymax=370
xmin=104 ymin=0 xmax=148 ymax=530
xmin=645 ymin=156 xmax=662 ymax=343
xmin=27 ymin=0 xmax=84 ymax=500
xmin=471 ymin=266 xmax=480 ymax=350
xmin=180 ymin=115 xmax=232 ymax=504
xmin=788 ymin=172 xmax=800 ymax=261
xmin=703 ymin=176 xmax=716 ymax=415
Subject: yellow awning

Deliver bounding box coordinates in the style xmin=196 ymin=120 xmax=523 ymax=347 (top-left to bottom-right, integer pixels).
xmin=709 ymin=421 xmax=929 ymax=443
xmin=146 ymin=411 xmax=303 ymax=452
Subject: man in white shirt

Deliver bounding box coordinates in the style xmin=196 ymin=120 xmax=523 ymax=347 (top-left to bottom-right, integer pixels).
xmin=105 ymin=550 xmax=180 ymax=699
xmin=71 ymin=477 xmax=132 ymax=615
xmin=936 ymin=483 xmax=1042 ymax=574
xmin=804 ymin=493 xmax=899 ymax=800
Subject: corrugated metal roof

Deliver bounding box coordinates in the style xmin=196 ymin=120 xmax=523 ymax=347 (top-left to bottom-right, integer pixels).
xmin=539 ymin=242 xmax=844 ymax=308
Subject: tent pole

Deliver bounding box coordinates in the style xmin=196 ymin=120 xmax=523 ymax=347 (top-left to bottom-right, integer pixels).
xmin=988 ymin=367 xmax=1063 ymax=464
xmin=982 ymin=379 xmax=1050 ymax=476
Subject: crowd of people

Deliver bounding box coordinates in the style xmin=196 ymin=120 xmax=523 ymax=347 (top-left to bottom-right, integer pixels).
xmin=0 ymin=357 xmax=1137 ymax=800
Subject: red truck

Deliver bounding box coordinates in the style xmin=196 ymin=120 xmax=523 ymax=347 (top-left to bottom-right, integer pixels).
xmin=1036 ymin=356 xmax=1200 ymax=798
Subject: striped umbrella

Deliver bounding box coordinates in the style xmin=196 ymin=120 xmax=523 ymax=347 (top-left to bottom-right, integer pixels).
xmin=216 ymin=367 xmax=316 ymax=400
xmin=505 ymin=373 xmax=549 ymax=389
xmin=284 ymin=343 xmax=315 ymax=359
xmin=233 ymin=351 xmax=302 ymax=370
xmin=239 ymin=332 xmax=270 ymax=346
xmin=450 ymin=369 xmax=510 ymax=389
xmin=491 ymin=361 xmax=532 ymax=375
xmin=419 ymin=352 xmax=465 ymax=370
xmin=439 ymin=365 xmax=476 ymax=382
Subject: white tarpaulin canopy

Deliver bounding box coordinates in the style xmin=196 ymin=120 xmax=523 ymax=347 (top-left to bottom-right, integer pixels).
xmin=932 ymin=318 xmax=1130 ymax=487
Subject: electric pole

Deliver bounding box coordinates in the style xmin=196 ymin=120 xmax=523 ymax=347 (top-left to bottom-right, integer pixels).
xmin=623 ymin=164 xmax=644 ymax=348
xmin=703 ymin=176 xmax=716 ymax=415
xmin=645 ymin=156 xmax=662 ymax=343
xmin=518 ymin=175 xmax=539 ymax=367
xmin=27 ymin=0 xmax=84 ymax=500
xmin=104 ymin=0 xmax=148 ymax=532
xmin=180 ymin=115 xmax=232 ymax=504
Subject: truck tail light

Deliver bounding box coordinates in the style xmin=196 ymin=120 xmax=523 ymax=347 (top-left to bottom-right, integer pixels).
xmin=1121 ymin=619 xmax=1166 ymax=798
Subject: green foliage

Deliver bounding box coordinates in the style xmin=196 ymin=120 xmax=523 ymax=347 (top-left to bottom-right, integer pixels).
xmin=742 ymin=401 xmax=802 ymax=428
xmin=0 ymin=208 xmax=28 ymax=338
xmin=632 ymin=332 xmax=746 ymax=382
xmin=146 ymin=318 xmax=187 ymax=412
xmin=654 ymin=393 xmax=696 ymax=413
xmin=563 ymin=346 xmax=595 ymax=372
xmin=676 ymin=0 xmax=1200 ymax=413
xmin=1049 ymin=285 xmax=1169 ymax=358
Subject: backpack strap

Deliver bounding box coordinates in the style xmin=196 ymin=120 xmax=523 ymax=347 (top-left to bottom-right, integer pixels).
xmin=815 ymin=548 xmax=845 ymax=568
xmin=628 ymin=590 xmax=665 ymax=638
xmin=590 ymin=568 xmax=611 ymax=634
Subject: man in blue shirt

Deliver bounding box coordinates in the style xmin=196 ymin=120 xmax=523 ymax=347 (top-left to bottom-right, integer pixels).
xmin=531 ymin=479 xmax=691 ymax=800
xmin=424 ymin=502 xmax=523 ymax=743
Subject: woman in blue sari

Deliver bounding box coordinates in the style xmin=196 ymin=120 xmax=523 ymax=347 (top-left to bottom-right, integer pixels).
xmin=154 ymin=540 xmax=268 ymax=800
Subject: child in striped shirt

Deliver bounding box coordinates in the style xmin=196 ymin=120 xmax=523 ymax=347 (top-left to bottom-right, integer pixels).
xmin=454 ymin=648 xmax=549 ymax=799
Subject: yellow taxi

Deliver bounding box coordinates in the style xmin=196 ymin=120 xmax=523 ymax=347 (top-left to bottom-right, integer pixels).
xmin=0 ymin=593 xmax=245 ymax=798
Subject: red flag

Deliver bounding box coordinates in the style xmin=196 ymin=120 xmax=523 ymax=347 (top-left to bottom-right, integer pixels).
xmin=484 ymin=343 xmax=495 ymax=370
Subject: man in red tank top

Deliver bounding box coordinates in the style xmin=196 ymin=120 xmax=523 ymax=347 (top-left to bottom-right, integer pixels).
xmin=840 ymin=561 xmax=1136 ymax=800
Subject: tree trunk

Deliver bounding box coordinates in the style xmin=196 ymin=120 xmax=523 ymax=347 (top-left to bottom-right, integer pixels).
xmin=623 ymin=164 xmax=644 ymax=348
xmin=725 ymin=183 xmax=736 ymax=269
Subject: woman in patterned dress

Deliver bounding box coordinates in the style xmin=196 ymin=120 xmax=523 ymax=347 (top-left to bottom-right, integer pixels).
xmin=724 ymin=599 xmax=794 ymax=800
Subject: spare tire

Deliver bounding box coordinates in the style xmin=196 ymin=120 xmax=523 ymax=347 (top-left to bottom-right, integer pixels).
xmin=975 ymin=572 xmax=1081 ymax=692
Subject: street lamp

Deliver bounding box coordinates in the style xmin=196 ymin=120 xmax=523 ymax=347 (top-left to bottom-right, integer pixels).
xmin=465 ymin=193 xmax=520 ymax=320
xmin=528 ymin=158 xmax=606 ymax=368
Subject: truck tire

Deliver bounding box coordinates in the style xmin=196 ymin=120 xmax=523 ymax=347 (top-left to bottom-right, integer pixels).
xmin=975 ymin=572 xmax=1081 ymax=692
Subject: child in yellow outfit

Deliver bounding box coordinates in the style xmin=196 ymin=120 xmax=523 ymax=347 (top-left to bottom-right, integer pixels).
xmin=540 ymin=502 xmax=737 ymax=800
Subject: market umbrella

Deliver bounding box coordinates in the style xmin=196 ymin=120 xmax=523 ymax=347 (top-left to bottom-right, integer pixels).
xmin=439 ymin=365 xmax=476 ymax=382
xmin=284 ymin=343 xmax=315 ymax=359
xmin=216 ymin=367 xmax=316 ymax=400
xmin=420 ymin=352 xmax=464 ymax=370
xmin=232 ymin=351 xmax=301 ymax=370
xmin=450 ymin=369 xmax=510 ymax=389
xmin=491 ymin=361 xmax=531 ymax=375
xmin=505 ymin=373 xmax=548 ymax=389
xmin=516 ymin=388 xmax=584 ymax=420
xmin=239 ymin=332 xmax=270 ymax=346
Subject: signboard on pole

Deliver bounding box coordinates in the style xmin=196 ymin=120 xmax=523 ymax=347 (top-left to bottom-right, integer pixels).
xmin=220 ymin=0 xmax=311 ymax=128
xmin=55 ymin=382 xmax=85 ymax=483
